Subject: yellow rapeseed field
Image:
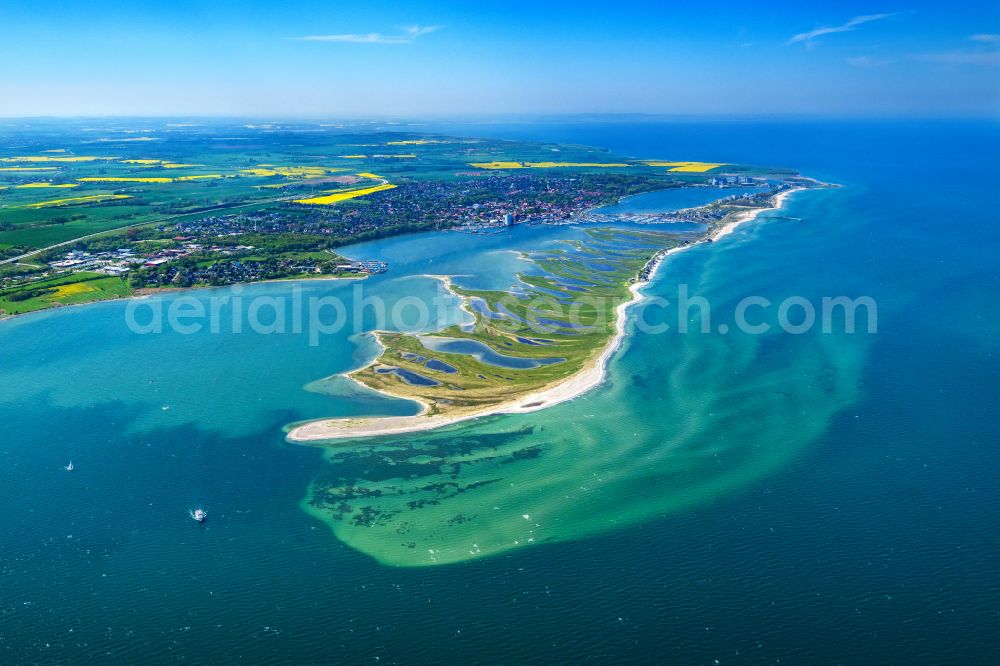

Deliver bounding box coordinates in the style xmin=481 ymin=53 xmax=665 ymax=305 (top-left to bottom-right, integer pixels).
xmin=293 ymin=183 xmax=397 ymax=205
xmin=15 ymin=183 xmax=78 ymax=188
xmin=470 ymin=161 xmax=523 ymax=169
xmin=51 ymin=282 xmax=96 ymax=297
xmin=642 ymin=161 xmax=727 ymax=172
xmin=176 ymin=174 xmax=223 ymax=181
xmin=120 ymin=160 xmax=201 ymax=168
xmin=26 ymin=194 xmax=131 ymax=208
xmin=356 ymin=172 xmax=384 ymax=179
xmin=241 ymin=166 xmax=341 ymax=178
xmin=77 ymin=177 xmax=174 ymax=183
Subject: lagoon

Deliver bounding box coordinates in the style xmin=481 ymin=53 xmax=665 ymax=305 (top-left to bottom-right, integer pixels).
xmin=417 ymin=335 xmax=565 ymax=369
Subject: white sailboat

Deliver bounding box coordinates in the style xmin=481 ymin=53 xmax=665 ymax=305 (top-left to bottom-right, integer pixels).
xmin=65 ymin=461 xmax=74 ymax=472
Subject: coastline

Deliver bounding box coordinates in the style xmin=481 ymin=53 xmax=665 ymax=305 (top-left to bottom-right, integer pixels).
xmin=0 ymin=272 xmax=365 ymax=324
xmin=287 ymin=186 xmax=806 ymax=443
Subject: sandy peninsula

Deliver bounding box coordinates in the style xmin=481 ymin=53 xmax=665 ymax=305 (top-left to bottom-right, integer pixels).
xmin=287 ymin=187 xmax=805 ymax=442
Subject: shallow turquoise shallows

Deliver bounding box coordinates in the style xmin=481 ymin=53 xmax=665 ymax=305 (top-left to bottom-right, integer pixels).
xmin=2 ymin=120 xmax=998 ymax=662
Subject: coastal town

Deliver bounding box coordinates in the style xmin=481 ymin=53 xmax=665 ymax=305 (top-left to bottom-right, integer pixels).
xmin=0 ymin=171 xmax=677 ymax=309
xmin=0 ymin=173 xmax=806 ymax=314
xmin=0 ymin=125 xmax=811 ymax=317
xmin=168 ymin=172 xmax=674 ymax=238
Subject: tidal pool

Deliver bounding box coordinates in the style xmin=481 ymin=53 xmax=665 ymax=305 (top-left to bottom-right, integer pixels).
xmin=417 ymin=336 xmax=564 ymax=369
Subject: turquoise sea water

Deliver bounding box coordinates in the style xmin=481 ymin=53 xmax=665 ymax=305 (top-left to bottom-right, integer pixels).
xmin=2 ymin=120 xmax=999 ymax=661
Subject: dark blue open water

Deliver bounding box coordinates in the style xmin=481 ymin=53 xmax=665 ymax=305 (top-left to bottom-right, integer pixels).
xmin=1 ymin=120 xmax=998 ymax=662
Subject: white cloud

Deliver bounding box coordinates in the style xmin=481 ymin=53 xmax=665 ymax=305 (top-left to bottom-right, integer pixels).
xmin=788 ymin=13 xmax=897 ymax=45
xmin=913 ymin=50 xmax=1000 ymax=66
xmin=846 ymin=55 xmax=890 ymax=67
xmin=298 ymin=25 xmax=442 ymax=44
xmin=403 ymin=25 xmax=441 ymax=38
xmin=911 ymin=34 xmax=1000 ymax=66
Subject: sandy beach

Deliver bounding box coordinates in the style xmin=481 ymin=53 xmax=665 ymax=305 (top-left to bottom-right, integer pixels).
xmin=287 ymin=187 xmax=804 ymax=442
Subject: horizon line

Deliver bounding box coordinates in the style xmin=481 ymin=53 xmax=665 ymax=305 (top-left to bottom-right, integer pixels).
xmin=1 ymin=111 xmax=999 ymax=122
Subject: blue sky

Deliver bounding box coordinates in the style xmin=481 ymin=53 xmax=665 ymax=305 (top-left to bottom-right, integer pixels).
xmin=0 ymin=0 xmax=997 ymax=117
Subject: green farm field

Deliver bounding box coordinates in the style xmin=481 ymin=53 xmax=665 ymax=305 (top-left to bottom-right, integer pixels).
xmin=0 ymin=271 xmax=132 ymax=315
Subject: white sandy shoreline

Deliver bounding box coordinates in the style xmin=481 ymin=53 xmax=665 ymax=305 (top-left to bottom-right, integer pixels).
xmin=287 ymin=187 xmax=806 ymax=443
